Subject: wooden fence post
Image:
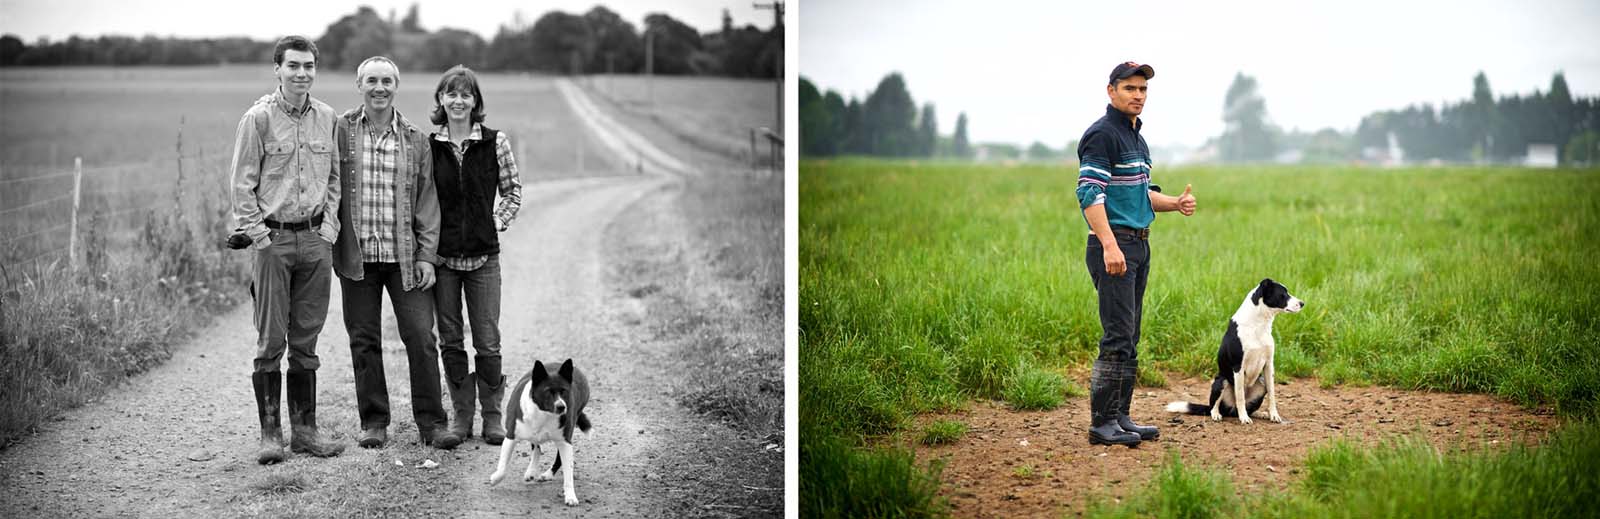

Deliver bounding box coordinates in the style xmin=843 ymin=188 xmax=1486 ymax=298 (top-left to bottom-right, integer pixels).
xmin=68 ymin=157 xmax=83 ymax=272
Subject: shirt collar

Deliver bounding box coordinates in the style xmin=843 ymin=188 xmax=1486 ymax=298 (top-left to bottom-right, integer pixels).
xmin=1105 ymin=104 xmax=1143 ymax=133
xmin=358 ymin=108 xmax=401 ymax=135
xmin=432 ymin=122 xmax=483 ymax=143
xmin=273 ymin=86 xmax=313 ymax=116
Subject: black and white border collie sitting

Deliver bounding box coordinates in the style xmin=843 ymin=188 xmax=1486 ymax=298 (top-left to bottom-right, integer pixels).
xmin=1167 ymin=278 xmax=1305 ymax=424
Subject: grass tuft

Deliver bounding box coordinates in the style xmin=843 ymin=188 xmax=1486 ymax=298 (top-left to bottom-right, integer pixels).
xmin=1002 ymin=364 xmax=1067 ymax=411
xmin=801 ymin=428 xmax=947 ymax=518
xmin=919 ymin=419 xmax=967 ymax=446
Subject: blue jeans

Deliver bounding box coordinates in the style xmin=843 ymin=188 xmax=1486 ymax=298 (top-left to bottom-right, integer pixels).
xmin=1085 ymin=233 xmax=1150 ymax=362
xmin=251 ymin=228 xmax=332 ymax=373
xmin=434 ymin=255 xmax=503 ymax=386
xmin=339 ymin=262 xmax=447 ymax=432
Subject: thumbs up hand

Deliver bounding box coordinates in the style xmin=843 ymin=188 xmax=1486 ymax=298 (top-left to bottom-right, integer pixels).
xmin=1178 ymin=184 xmax=1196 ymax=216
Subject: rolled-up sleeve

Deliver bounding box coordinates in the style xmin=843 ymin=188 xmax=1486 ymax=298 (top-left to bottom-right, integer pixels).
xmin=1075 ymin=130 xmax=1111 ymax=210
xmin=493 ymin=131 xmax=523 ymax=230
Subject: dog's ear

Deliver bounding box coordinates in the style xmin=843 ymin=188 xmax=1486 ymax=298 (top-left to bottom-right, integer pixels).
xmin=1252 ymin=278 xmax=1275 ymax=306
xmin=532 ymin=360 xmax=548 ymax=385
xmin=559 ymin=359 xmax=575 ymax=382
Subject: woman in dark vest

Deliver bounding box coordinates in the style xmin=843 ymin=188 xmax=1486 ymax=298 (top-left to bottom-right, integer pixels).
xmin=428 ymin=65 xmax=523 ymax=445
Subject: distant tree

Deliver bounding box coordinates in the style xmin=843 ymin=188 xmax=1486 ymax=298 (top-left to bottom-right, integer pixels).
xmin=1026 ymin=141 xmax=1058 ymax=162
xmin=1549 ymin=72 xmax=1574 ymax=158
xmin=487 ymin=24 xmax=536 ymax=70
xmin=824 ymin=91 xmax=852 ymax=155
xmin=1220 ymin=72 xmax=1277 ymax=162
xmin=952 ymin=112 xmax=971 ymax=159
xmin=1468 ymin=71 xmax=1497 ymax=161
xmin=527 ymin=11 xmax=593 ymax=74
xmin=584 ymin=6 xmax=643 ymax=74
xmin=1564 ymin=131 xmax=1599 ymax=165
xmin=418 ymin=28 xmax=486 ymax=71
xmin=642 ymin=13 xmax=702 ymax=75
xmin=863 ymin=73 xmax=918 ymax=156
xmin=917 ymin=103 xmax=938 ymax=157
xmin=400 ymin=3 xmax=425 ymax=33
xmin=799 ymin=77 xmax=834 ymax=156
xmin=317 ymin=6 xmax=391 ymax=71
xmin=0 ymin=34 xmax=24 ymax=66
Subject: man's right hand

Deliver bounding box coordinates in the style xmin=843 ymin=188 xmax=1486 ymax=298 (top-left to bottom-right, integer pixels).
xmin=226 ymin=232 xmax=253 ymax=250
xmin=1102 ymin=243 xmax=1127 ymax=276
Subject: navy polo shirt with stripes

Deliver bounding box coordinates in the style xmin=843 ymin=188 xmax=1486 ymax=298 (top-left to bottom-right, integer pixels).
xmin=1076 ymin=104 xmax=1159 ymax=231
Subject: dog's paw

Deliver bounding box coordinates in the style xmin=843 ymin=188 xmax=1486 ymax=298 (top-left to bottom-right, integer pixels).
xmin=1270 ymin=411 xmax=1284 ymax=423
xmin=1210 ymin=411 xmax=1223 ymax=422
xmin=488 ymin=472 xmax=505 ymax=486
xmin=564 ymin=493 xmax=579 ymax=506
xmin=1239 ymin=415 xmax=1253 ymax=424
xmin=537 ymin=469 xmax=555 ymax=482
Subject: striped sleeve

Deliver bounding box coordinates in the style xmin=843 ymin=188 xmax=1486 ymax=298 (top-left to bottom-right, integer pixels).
xmin=1075 ymin=131 xmax=1111 ymax=209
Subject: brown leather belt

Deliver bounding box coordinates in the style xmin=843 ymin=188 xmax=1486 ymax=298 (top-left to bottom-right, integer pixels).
xmin=1111 ymin=226 xmax=1149 ymax=240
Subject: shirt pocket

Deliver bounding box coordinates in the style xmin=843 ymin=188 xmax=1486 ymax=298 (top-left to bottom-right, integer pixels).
xmin=263 ymin=141 xmax=295 ymax=178
xmin=308 ymin=141 xmax=333 ymax=179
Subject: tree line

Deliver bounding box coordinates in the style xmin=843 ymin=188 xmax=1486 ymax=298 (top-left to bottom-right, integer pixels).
xmin=801 ymin=69 xmax=1600 ymax=165
xmin=1219 ymin=71 xmax=1600 ymax=165
xmin=800 ymin=73 xmax=971 ymax=159
xmin=0 ymin=4 xmax=781 ymax=78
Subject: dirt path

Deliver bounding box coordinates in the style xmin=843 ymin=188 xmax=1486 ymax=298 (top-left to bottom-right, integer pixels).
xmin=911 ymin=375 xmax=1560 ymax=518
xmin=0 ymin=78 xmax=772 ymax=518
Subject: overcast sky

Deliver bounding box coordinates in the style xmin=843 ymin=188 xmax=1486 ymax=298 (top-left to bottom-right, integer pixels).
xmin=801 ymin=0 xmax=1600 ymax=148
xmin=0 ymin=0 xmax=776 ymax=47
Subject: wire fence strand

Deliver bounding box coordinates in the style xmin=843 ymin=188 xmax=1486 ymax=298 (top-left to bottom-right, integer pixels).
xmin=0 ymin=192 xmax=74 ymax=216
xmin=0 ymin=222 xmax=70 ymax=247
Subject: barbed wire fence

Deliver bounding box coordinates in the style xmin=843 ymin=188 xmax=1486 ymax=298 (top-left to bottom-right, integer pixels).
xmin=0 ymin=140 xmax=234 ymax=292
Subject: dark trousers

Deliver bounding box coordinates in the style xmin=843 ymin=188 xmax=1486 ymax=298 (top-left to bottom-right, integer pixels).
xmin=434 ymin=255 xmax=503 ymax=384
xmin=252 ymin=228 xmax=332 ymax=373
xmin=1085 ymin=234 xmax=1151 ymax=362
xmin=340 ymin=262 xmax=447 ymax=432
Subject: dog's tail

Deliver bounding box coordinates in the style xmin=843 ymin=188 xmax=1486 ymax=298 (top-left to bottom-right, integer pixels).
xmin=1166 ymin=401 xmax=1210 ymax=415
xmin=576 ymin=411 xmax=592 ymax=433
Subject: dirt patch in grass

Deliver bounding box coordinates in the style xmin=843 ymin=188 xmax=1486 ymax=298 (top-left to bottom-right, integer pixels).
xmin=907 ymin=375 xmax=1559 ymax=518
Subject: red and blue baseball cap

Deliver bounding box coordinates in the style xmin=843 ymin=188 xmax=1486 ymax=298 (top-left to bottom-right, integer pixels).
xmin=1109 ymin=61 xmax=1155 ymax=85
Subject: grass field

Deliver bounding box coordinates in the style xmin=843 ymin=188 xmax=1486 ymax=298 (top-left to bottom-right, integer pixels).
xmin=799 ymin=158 xmax=1600 ymax=516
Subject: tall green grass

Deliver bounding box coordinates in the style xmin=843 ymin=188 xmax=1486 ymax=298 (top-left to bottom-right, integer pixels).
xmin=799 ymin=158 xmax=1600 ymax=515
xmin=1088 ymin=420 xmax=1600 ymax=519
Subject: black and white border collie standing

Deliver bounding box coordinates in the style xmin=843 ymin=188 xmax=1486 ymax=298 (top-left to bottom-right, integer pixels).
xmin=1167 ymin=278 xmax=1305 ymax=424
xmin=488 ymin=359 xmax=592 ymax=506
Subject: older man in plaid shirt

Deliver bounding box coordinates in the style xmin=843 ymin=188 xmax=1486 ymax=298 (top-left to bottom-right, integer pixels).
xmin=331 ymin=56 xmax=459 ymax=450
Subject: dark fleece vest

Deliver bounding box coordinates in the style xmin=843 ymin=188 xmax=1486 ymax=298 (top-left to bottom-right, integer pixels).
xmin=432 ymin=127 xmax=500 ymax=258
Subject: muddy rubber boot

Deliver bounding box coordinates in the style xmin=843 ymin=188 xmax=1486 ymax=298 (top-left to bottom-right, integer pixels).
xmin=1087 ymin=359 xmax=1141 ymax=447
xmin=447 ymin=371 xmax=476 ymax=441
xmin=1117 ymin=360 xmax=1159 ymax=441
xmin=477 ymin=369 xmax=507 ymax=445
xmin=252 ymin=372 xmax=287 ymax=465
xmin=286 ymin=371 xmax=345 ymax=458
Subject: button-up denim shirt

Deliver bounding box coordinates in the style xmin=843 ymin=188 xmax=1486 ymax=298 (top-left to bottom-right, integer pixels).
xmin=229 ymin=87 xmax=341 ymax=248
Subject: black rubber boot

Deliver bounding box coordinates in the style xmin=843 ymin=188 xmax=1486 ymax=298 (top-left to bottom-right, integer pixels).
xmin=1117 ymin=360 xmax=1159 ymax=441
xmin=1088 ymin=359 xmax=1141 ymax=447
xmin=286 ymin=371 xmax=345 ymax=458
xmin=252 ymin=372 xmax=286 ymax=464
xmin=446 ymin=370 xmax=476 ymax=441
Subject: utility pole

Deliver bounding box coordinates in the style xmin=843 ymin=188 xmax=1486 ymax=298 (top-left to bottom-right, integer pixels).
xmin=754 ymin=1 xmax=784 ymax=131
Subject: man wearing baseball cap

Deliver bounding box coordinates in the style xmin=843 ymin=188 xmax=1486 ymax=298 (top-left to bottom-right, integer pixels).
xmin=1076 ymin=61 xmax=1196 ymax=447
